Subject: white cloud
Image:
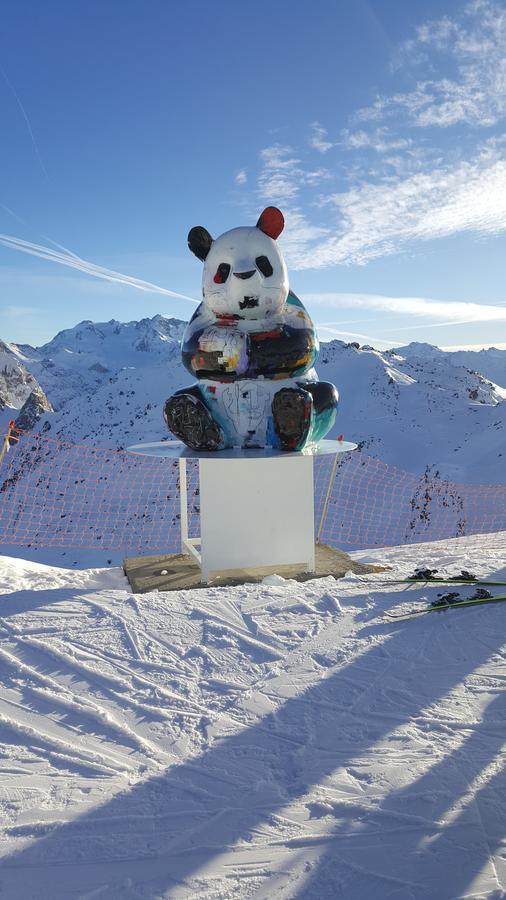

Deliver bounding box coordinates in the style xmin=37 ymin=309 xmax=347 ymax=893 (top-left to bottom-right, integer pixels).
xmin=258 ymin=144 xmax=329 ymax=204
xmin=310 ymin=123 xmax=334 ymax=153
xmin=255 ymin=146 xmax=332 ymax=266
xmin=245 ymin=3 xmax=506 ymax=272
xmin=279 ymin=209 xmax=331 ymax=261
xmin=341 ymin=127 xmax=412 ymax=153
xmin=290 ymin=143 xmax=506 ymax=268
xmin=235 ymin=169 xmax=247 ymax=185
xmin=258 ymin=145 xmax=302 ymax=201
xmin=307 ymin=292 xmax=506 ymax=323
xmin=358 ymin=0 xmax=506 ymax=128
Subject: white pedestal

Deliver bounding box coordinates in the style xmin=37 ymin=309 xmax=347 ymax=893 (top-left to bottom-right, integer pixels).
xmin=198 ymin=455 xmax=315 ymax=581
xmin=127 ymin=440 xmax=357 ymax=584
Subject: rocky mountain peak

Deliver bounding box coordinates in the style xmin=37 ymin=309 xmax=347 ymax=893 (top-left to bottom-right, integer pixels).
xmin=0 ymin=339 xmax=44 ymax=410
xmin=14 ymin=385 xmax=53 ymax=433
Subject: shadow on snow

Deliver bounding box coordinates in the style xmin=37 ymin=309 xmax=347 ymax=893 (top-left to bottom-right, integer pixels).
xmin=1 ymin=569 xmax=505 ymax=898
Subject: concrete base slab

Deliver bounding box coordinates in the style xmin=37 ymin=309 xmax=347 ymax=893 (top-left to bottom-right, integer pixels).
xmin=123 ymin=543 xmax=386 ymax=594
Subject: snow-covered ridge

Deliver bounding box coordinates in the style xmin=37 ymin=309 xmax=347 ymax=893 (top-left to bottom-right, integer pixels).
xmin=318 ymin=339 xmax=505 ymax=482
xmin=34 ymin=314 xmax=187 ymax=363
xmin=397 ymin=341 xmax=506 ymax=387
xmin=6 ymin=315 xmax=186 ymax=417
xmin=1 ymin=318 xmax=505 ymax=483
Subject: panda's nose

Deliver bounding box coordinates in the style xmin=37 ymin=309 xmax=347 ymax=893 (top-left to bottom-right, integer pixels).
xmin=233 ymin=270 xmax=256 ymax=280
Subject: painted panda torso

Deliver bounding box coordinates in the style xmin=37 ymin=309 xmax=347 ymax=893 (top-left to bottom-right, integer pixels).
xmin=182 ymin=291 xmax=319 ymax=381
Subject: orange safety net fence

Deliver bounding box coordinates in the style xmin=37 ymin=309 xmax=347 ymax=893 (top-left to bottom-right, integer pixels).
xmin=314 ymin=451 xmax=506 ymax=550
xmin=0 ymin=427 xmax=505 ymax=554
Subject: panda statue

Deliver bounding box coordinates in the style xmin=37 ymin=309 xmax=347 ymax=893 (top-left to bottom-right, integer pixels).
xmin=164 ymin=207 xmax=339 ymax=452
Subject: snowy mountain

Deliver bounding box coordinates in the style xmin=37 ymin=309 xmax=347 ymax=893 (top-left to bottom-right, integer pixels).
xmin=319 ymin=341 xmax=505 ymax=483
xmin=397 ymin=342 xmax=506 ymax=387
xmin=5 ymin=317 xmax=506 ymax=484
xmin=14 ymin=315 xmax=187 ymax=414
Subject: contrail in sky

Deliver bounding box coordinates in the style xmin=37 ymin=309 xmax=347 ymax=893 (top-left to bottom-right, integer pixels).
xmin=0 ymin=64 xmax=49 ymax=181
xmin=316 ymin=324 xmax=402 ymax=348
xmin=0 ymin=233 xmax=199 ymax=304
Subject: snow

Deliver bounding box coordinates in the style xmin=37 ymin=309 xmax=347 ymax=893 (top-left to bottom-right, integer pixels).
xmin=1 ymin=317 xmax=503 ymax=483
xmin=454 ymin=348 xmax=505 ymax=388
xmin=397 ymin=343 xmax=506 ymax=389
xmin=319 ymin=340 xmax=506 ymax=482
xmin=1 ymin=533 xmax=505 ymax=898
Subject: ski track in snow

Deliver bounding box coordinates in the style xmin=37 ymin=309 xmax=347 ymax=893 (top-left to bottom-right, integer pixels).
xmin=0 ymin=535 xmax=505 ymax=899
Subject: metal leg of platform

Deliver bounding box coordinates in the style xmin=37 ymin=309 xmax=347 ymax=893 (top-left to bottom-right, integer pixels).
xmin=178 ymin=458 xmax=202 ymax=570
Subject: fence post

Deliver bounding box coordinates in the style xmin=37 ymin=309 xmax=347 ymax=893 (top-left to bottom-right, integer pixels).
xmin=0 ymin=420 xmax=15 ymax=470
xmin=316 ymin=451 xmax=340 ymax=544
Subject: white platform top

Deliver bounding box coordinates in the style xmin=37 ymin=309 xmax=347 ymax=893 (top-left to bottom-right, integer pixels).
xmin=127 ymin=438 xmax=357 ymax=460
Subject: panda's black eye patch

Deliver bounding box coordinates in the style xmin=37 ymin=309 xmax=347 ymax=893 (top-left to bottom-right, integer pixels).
xmin=255 ymin=255 xmax=273 ymax=277
xmin=213 ymin=263 xmax=231 ymax=284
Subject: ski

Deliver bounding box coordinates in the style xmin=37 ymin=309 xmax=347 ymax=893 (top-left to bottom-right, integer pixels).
xmin=362 ymin=569 xmax=506 ymax=587
xmin=376 ymin=578 xmax=506 ymax=587
xmin=385 ymin=593 xmax=506 ymax=621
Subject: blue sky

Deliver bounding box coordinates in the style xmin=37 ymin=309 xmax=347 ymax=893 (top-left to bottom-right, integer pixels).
xmin=1 ymin=0 xmax=506 ymax=350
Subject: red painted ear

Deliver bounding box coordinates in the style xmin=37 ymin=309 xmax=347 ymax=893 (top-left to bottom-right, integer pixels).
xmin=256 ymin=207 xmax=284 ymax=240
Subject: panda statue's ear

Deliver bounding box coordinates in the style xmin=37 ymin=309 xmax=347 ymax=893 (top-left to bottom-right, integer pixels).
xmin=256 ymin=207 xmax=284 ymax=240
xmin=188 ymin=226 xmax=213 ymax=261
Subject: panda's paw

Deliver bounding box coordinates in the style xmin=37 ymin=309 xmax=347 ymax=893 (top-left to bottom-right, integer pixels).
xmin=164 ymin=393 xmax=224 ymax=451
xmin=272 ymin=388 xmax=312 ymax=451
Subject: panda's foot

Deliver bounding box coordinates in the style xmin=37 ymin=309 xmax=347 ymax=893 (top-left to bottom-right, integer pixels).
xmin=164 ymin=392 xmax=224 ymax=451
xmin=272 ymin=388 xmax=312 ymax=451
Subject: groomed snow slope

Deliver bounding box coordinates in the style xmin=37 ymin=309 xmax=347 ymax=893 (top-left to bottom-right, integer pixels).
xmin=0 ymin=535 xmax=505 ymax=899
